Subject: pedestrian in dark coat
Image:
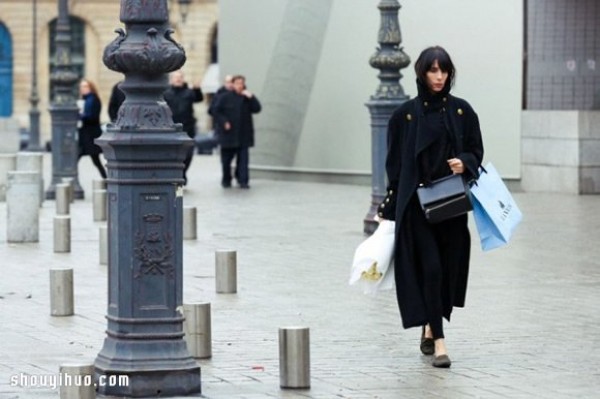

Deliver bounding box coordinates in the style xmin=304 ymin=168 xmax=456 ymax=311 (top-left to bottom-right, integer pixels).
xmin=163 ymin=70 xmax=203 ymax=185
xmin=212 ymin=75 xmax=261 ymax=188
xmin=378 ymin=46 xmax=483 ymax=368
xmin=107 ymin=81 xmax=125 ymax=123
xmin=77 ymin=79 xmax=107 ymax=179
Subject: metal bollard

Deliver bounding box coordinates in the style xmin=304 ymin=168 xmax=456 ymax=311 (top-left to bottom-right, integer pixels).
xmin=93 ymin=189 xmax=107 ymax=222
xmin=56 ymin=183 xmax=70 ymax=215
xmin=215 ymin=250 xmax=237 ymax=293
xmin=279 ymin=327 xmax=310 ymax=389
xmin=92 ymin=179 xmax=107 ymax=191
xmin=99 ymin=225 xmax=108 ymax=265
xmin=59 ymin=363 xmax=96 ymax=399
xmin=182 ymin=302 xmax=212 ymax=359
xmin=54 ymin=215 xmax=71 ymax=253
xmin=183 ymin=206 xmax=197 ymax=240
xmin=50 ymin=268 xmax=74 ymax=316
xmin=62 ymin=177 xmax=74 ymax=203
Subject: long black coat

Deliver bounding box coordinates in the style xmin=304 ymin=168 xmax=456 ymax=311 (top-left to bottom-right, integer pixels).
xmin=163 ymin=84 xmax=203 ymax=137
xmin=212 ymin=91 xmax=261 ymax=149
xmin=379 ymin=93 xmax=484 ymax=329
xmin=78 ymin=93 xmax=103 ymax=156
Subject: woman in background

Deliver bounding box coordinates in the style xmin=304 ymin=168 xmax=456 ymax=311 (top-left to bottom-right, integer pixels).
xmin=78 ymin=79 xmax=107 ymax=179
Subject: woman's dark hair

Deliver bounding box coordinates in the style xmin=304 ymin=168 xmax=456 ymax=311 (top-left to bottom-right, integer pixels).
xmin=414 ymin=46 xmax=456 ymax=89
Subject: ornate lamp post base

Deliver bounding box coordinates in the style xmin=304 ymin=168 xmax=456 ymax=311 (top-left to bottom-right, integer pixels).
xmin=94 ymin=1 xmax=200 ymax=396
xmin=363 ymin=0 xmax=410 ymax=235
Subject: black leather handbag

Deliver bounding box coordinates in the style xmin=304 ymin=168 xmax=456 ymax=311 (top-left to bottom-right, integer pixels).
xmin=416 ymin=174 xmax=472 ymax=223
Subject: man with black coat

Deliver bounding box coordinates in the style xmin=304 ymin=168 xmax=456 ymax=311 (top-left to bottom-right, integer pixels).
xmin=211 ymin=75 xmax=261 ymax=189
xmin=163 ymin=70 xmax=204 ymax=185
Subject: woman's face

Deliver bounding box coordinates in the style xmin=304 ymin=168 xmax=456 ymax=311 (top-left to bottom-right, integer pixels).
xmin=426 ymin=60 xmax=448 ymax=93
xmin=79 ymin=81 xmax=91 ymax=96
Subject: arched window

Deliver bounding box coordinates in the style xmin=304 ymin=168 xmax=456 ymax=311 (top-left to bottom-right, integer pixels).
xmin=0 ymin=22 xmax=13 ymax=116
xmin=48 ymin=16 xmax=85 ymax=101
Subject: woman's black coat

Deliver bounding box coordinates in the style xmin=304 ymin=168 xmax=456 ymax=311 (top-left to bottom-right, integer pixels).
xmin=212 ymin=91 xmax=261 ymax=149
xmin=379 ymin=93 xmax=484 ymax=328
xmin=78 ymin=93 xmax=103 ymax=156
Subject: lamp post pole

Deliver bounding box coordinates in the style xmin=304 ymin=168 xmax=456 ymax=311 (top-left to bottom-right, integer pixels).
xmin=26 ymin=0 xmax=42 ymax=152
xmin=363 ymin=0 xmax=410 ymax=235
xmin=45 ymin=0 xmax=83 ymax=199
xmin=94 ymin=0 xmax=201 ymax=396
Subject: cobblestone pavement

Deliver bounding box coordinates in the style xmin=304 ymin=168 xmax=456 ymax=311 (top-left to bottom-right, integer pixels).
xmin=1 ymin=153 xmax=599 ymax=399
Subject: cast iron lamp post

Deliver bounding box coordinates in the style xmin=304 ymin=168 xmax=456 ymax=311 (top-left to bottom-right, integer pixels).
xmin=45 ymin=0 xmax=84 ymax=199
xmin=363 ymin=0 xmax=410 ymax=235
xmin=26 ymin=0 xmax=42 ymax=152
xmin=94 ymin=0 xmax=200 ymax=396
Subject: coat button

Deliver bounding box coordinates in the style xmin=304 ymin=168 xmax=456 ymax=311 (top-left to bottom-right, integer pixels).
xmin=378 ymin=212 xmax=383 ymax=217
xmin=380 ymin=203 xmax=385 ymax=208
xmin=389 ymin=190 xmax=393 ymax=194
xmin=458 ymin=108 xmax=464 ymax=115
xmin=424 ymin=101 xmax=429 ymax=107
xmin=406 ymin=114 xmax=412 ymax=121
xmin=385 ymin=198 xmax=389 ymax=203
xmin=443 ymin=97 xmax=447 ymax=102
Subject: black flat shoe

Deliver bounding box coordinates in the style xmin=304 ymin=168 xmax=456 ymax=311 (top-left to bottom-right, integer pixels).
xmin=432 ymin=354 xmax=451 ymax=368
xmin=420 ymin=326 xmax=434 ymax=355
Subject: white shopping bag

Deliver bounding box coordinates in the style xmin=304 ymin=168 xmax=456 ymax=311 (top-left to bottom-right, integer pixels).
xmin=470 ymin=162 xmax=523 ymax=251
xmin=349 ymin=220 xmax=395 ymax=295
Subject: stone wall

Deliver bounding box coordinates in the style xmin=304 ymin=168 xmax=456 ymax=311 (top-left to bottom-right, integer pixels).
xmin=522 ymin=111 xmax=600 ymax=193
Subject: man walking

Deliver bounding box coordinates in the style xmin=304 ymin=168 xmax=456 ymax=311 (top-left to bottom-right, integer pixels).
xmin=163 ymin=70 xmax=204 ymax=185
xmin=212 ymin=75 xmax=261 ymax=189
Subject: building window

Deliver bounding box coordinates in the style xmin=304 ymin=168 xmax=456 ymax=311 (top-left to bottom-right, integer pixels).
xmin=0 ymin=22 xmax=13 ymax=116
xmin=48 ymin=16 xmax=85 ymax=101
xmin=524 ymin=0 xmax=600 ymax=110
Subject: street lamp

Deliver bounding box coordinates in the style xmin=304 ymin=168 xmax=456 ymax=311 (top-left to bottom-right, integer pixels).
xmin=94 ymin=0 xmax=200 ymax=396
xmin=363 ymin=0 xmax=410 ymax=235
xmin=174 ymin=0 xmax=192 ymax=23
xmin=26 ymin=0 xmax=42 ymax=152
xmin=45 ymin=0 xmax=84 ymax=199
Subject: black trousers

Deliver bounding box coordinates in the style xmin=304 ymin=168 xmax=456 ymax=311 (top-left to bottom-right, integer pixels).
xmin=79 ymin=153 xmax=107 ymax=179
xmin=220 ymin=147 xmax=249 ymax=185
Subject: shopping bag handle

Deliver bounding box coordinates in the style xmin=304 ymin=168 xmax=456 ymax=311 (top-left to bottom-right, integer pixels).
xmin=469 ymin=165 xmax=488 ymax=187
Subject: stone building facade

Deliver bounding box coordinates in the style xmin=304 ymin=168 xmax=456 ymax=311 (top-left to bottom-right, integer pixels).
xmin=0 ymin=0 xmax=218 ymax=144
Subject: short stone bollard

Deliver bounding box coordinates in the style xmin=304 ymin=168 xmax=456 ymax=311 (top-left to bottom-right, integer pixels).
xmin=56 ymin=183 xmax=71 ymax=215
xmin=279 ymin=326 xmax=310 ymax=389
xmin=93 ymin=189 xmax=107 ymax=222
xmin=182 ymin=302 xmax=212 ymax=359
xmin=215 ymin=250 xmax=237 ymax=293
xmin=183 ymin=206 xmax=197 ymax=240
xmin=6 ymin=171 xmax=40 ymax=243
xmin=50 ymin=268 xmax=74 ymax=316
xmin=16 ymin=151 xmax=44 ymax=207
xmin=54 ymin=215 xmax=71 ymax=253
xmin=62 ymin=177 xmax=75 ymax=203
xmin=92 ymin=179 xmax=107 ymax=191
xmin=99 ymin=225 xmax=108 ymax=265
xmin=59 ymin=363 xmax=96 ymax=399
xmin=0 ymin=153 xmax=16 ymax=202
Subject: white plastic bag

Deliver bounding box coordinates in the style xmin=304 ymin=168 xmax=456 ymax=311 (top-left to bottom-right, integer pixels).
xmin=349 ymin=220 xmax=395 ymax=295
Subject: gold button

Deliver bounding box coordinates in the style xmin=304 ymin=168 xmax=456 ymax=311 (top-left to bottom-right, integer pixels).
xmin=385 ymin=198 xmax=389 ymax=203
xmin=458 ymin=108 xmax=463 ymax=115
xmin=424 ymin=101 xmax=429 ymax=107
xmin=406 ymin=114 xmax=412 ymax=121
xmin=389 ymin=190 xmax=393 ymax=194
xmin=380 ymin=203 xmax=385 ymax=208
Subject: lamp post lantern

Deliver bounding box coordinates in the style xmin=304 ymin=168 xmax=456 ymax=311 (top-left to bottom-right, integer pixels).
xmin=45 ymin=0 xmax=83 ymax=199
xmin=364 ymin=0 xmax=410 ymax=235
xmin=26 ymin=0 xmax=43 ymax=152
xmin=94 ymin=0 xmax=201 ymax=396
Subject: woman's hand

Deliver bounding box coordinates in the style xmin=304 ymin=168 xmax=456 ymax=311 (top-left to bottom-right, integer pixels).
xmin=447 ymin=158 xmax=464 ymax=174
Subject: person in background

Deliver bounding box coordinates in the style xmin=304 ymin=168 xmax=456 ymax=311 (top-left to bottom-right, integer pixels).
xmin=77 ymin=79 xmax=107 ymax=179
xmin=108 ymin=81 xmax=125 ymax=123
xmin=211 ymin=75 xmax=261 ymax=189
xmin=378 ymin=46 xmax=484 ymax=368
xmin=163 ymin=70 xmax=204 ymax=185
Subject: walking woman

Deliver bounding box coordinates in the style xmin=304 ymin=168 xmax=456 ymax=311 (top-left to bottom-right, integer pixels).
xmin=378 ymin=46 xmax=483 ymax=368
xmin=78 ymin=79 xmax=107 ymax=179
